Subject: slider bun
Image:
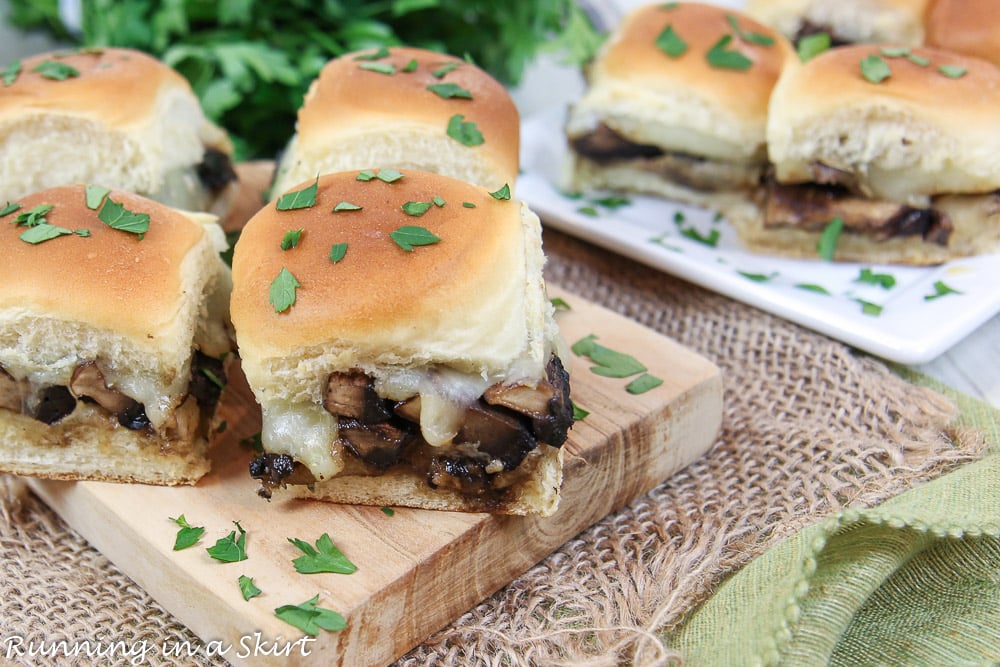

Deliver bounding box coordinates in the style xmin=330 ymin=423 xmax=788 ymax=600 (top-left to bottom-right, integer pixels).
xmin=767 ymin=44 xmax=1000 ymax=203
xmin=231 ymin=169 xmax=551 ymax=406
xmin=0 ymin=184 xmax=232 ymax=414
xmin=0 ymin=47 xmax=234 ymax=213
xmin=565 ymin=2 xmax=795 ymax=161
xmin=272 ymin=47 xmax=519 ymax=194
xmin=746 ymin=0 xmax=929 ymax=45
xmin=925 ymin=0 xmax=1000 ymax=69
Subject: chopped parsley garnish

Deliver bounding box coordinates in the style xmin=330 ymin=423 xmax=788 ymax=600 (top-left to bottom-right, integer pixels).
xmin=680 ymin=226 xmax=720 ymax=247
xmin=354 ymin=46 xmax=389 ymax=61
xmin=446 ymin=114 xmax=484 ymax=146
xmin=32 ymin=60 xmax=80 ymax=80
xmin=2 ymin=59 xmax=21 ymax=86
xmin=673 ymin=211 xmax=685 ymax=225
xmin=333 ymin=201 xmax=362 ymax=212
xmin=238 ymin=575 xmax=262 ymax=601
xmin=577 ymin=206 xmax=598 ymax=217
xmin=907 ymin=53 xmax=930 ymax=67
xmin=280 ymin=229 xmax=303 ymax=250
xmin=206 ymin=521 xmax=248 ymax=563
xmin=200 ymin=366 xmax=226 ymax=390
xmin=591 ymin=195 xmax=630 ymax=209
xmin=738 ymin=271 xmax=778 ymax=282
xmin=706 ymin=35 xmax=752 ymax=70
xmin=855 ymin=299 xmax=883 ymax=316
xmin=359 ymin=61 xmax=396 ymax=75
xmin=626 ymin=373 xmax=664 ymax=394
xmin=572 ymin=402 xmax=590 ymax=420
xmin=427 ymin=82 xmax=472 ymax=99
xmin=655 ymin=25 xmax=687 ymax=58
xmin=402 ymin=58 xmax=418 ymax=72
xmin=855 ymin=268 xmax=896 ymax=289
xmin=19 ymin=223 xmax=73 ymax=244
xmin=276 ymin=177 xmax=318 ymax=210
xmin=797 ymin=33 xmax=830 ymax=62
xmin=358 ymin=168 xmax=403 ymax=183
xmin=924 ymin=280 xmax=963 ymax=301
xmin=462 ymin=202 xmax=476 ymax=208
xmin=860 ymin=55 xmax=891 ymax=83
xmin=660 ymin=2 xmax=679 ymax=9
xmin=15 ymin=204 xmax=53 ymax=226
xmin=381 ymin=507 xmax=395 ymax=516
xmin=726 ymin=14 xmax=774 ymax=46
xmin=817 ymin=217 xmax=844 ymax=260
xmin=329 ymin=243 xmax=348 ymax=263
xmin=356 ymin=170 xmax=376 ymax=182
xmin=288 ymin=533 xmax=357 ymax=575
xmin=269 ymin=267 xmax=301 ymax=313
xmin=550 ymin=296 xmax=571 ymax=311
xmin=938 ymin=64 xmax=967 ymax=79
xmin=489 ymin=183 xmax=511 ymax=200
xmin=84 ymin=184 xmax=110 ymax=210
xmin=401 ymin=201 xmax=433 ymax=217
xmin=432 ymin=195 xmax=446 ymax=207
xmin=795 ymin=283 xmax=831 ymax=295
xmin=431 ymin=61 xmax=461 ymax=78
xmin=274 ymin=596 xmax=346 ymax=636
xmin=98 ymin=197 xmax=150 ymax=238
xmin=0 ymin=201 xmax=21 ymax=217
xmin=240 ymin=432 xmax=264 ymax=453
xmin=390 ymin=225 xmax=441 ymax=251
xmin=880 ymin=47 xmax=910 ymax=58
xmin=169 ymin=515 xmax=206 ymax=551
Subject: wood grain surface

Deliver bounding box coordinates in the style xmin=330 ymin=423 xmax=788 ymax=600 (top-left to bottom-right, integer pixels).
xmin=29 ymin=284 xmax=723 ymax=667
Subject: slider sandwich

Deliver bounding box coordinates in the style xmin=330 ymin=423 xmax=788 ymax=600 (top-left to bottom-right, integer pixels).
xmin=0 ymin=47 xmax=237 ymax=216
xmin=271 ymin=46 xmax=520 ymax=195
xmin=0 ymin=184 xmax=234 ymax=484
xmin=231 ymin=170 xmax=572 ymax=516
xmin=925 ymin=0 xmax=1000 ymax=70
xmin=752 ymin=44 xmax=1000 ymax=264
xmin=745 ymin=0 xmax=930 ymax=47
xmin=565 ymin=2 xmax=795 ymax=221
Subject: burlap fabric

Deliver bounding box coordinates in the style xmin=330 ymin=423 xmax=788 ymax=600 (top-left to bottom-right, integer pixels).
xmin=0 ymin=227 xmax=985 ymax=667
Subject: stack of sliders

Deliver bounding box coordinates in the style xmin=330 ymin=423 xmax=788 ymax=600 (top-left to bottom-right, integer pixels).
xmin=271 ymin=46 xmax=520 ymax=195
xmin=0 ymin=184 xmax=233 ymax=484
xmin=564 ymin=2 xmax=795 ymax=225
xmin=0 ymin=47 xmax=237 ymax=217
xmin=745 ymin=0 xmax=930 ymax=47
xmin=750 ymin=43 xmax=1000 ymax=264
xmin=230 ymin=169 xmax=572 ymax=516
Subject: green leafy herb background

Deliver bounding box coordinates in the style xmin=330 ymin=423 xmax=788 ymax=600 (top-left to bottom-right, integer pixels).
xmin=5 ymin=0 xmax=601 ymax=159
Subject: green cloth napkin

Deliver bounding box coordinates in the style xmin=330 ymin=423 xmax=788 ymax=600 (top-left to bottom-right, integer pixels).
xmin=664 ymin=375 xmax=1000 ymax=666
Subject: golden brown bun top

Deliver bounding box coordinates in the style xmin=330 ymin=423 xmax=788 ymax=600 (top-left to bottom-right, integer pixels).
xmin=772 ymin=43 xmax=1000 ymax=117
xmin=0 ymin=184 xmax=208 ymax=342
xmin=0 ymin=47 xmax=195 ymax=128
xmin=925 ymin=0 xmax=1000 ymax=68
xmin=593 ymin=2 xmax=795 ymax=121
xmin=295 ymin=46 xmax=519 ymax=182
xmin=231 ymin=169 xmax=531 ymax=364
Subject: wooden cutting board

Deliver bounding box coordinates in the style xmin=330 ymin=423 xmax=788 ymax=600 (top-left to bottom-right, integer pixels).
xmin=27 ymin=164 xmax=724 ymax=666
xmin=28 ymin=289 xmax=722 ymax=667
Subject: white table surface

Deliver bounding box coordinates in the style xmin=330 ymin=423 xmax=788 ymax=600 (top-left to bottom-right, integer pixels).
xmin=1 ymin=10 xmax=996 ymax=409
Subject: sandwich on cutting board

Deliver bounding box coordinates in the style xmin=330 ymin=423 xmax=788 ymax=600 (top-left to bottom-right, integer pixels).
xmin=230 ymin=169 xmax=572 ymax=516
xmin=0 ymin=47 xmax=238 ymax=216
xmin=271 ymin=46 xmax=520 ymax=196
xmin=0 ymin=184 xmax=233 ymax=484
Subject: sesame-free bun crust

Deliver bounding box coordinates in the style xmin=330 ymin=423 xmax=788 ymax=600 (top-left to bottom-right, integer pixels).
xmin=0 ymin=48 xmax=233 ymax=212
xmin=231 ymin=170 xmax=550 ymax=393
xmin=272 ymin=47 xmax=519 ymax=194
xmin=767 ymin=44 xmax=1000 ymax=202
xmin=745 ymin=0 xmax=930 ymax=44
xmin=925 ymin=0 xmax=1000 ymax=69
xmin=565 ymin=2 xmax=795 ymax=161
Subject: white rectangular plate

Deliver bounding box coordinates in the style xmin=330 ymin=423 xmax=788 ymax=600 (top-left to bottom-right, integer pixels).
xmin=518 ymin=107 xmax=1000 ymax=365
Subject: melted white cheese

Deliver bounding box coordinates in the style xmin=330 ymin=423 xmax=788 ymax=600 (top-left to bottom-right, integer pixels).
xmin=261 ymin=402 xmax=340 ymax=480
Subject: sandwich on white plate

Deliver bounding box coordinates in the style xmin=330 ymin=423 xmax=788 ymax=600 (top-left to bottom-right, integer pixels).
xmin=231 ymin=169 xmax=573 ymax=516
xmin=271 ymin=46 xmax=520 ymax=196
xmin=0 ymin=47 xmax=238 ymax=216
xmin=564 ymin=1 xmax=795 ymax=226
xmin=749 ymin=43 xmax=1000 ymax=265
xmin=0 ymin=184 xmax=234 ymax=484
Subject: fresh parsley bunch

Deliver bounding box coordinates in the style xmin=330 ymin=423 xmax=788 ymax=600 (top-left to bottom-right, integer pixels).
xmin=5 ymin=0 xmax=601 ymax=159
